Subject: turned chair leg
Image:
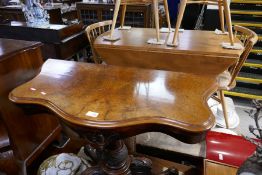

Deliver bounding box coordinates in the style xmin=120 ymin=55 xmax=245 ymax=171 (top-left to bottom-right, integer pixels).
xmin=172 ymin=0 xmax=187 ymax=45
xmin=120 ymin=4 xmax=127 ymax=28
xmin=219 ymin=90 xmax=230 ymax=129
xmin=110 ymin=0 xmax=121 ymax=38
xmin=153 ymin=0 xmax=160 ymax=42
xmin=163 ymin=0 xmax=171 ymax=31
xmin=218 ymin=1 xmax=225 ymax=33
xmin=223 ymin=0 xmax=234 ymax=46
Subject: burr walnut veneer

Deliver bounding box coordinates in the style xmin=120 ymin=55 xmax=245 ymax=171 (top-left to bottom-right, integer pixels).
xmin=10 ymin=59 xmax=218 ymax=174
xmin=94 ymin=28 xmax=243 ymax=75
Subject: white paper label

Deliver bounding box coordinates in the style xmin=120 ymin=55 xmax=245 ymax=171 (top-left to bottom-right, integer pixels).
xmin=219 ymin=153 xmax=223 ymax=160
xmin=85 ymin=111 xmax=99 ymax=118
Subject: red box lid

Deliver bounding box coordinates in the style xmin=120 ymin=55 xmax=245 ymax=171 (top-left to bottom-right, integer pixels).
xmin=206 ymin=131 xmax=257 ymax=167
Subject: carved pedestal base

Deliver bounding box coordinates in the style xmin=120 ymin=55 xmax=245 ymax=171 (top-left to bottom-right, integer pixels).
xmin=81 ymin=139 xmax=152 ymax=175
xmin=80 ymin=133 xmax=178 ymax=175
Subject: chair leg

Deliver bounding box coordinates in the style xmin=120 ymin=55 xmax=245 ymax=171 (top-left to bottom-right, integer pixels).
xmin=218 ymin=1 xmax=225 ymax=33
xmin=163 ymin=0 xmax=171 ymax=31
xmin=120 ymin=4 xmax=127 ymax=28
xmin=110 ymin=0 xmax=121 ymax=38
xmin=153 ymin=0 xmax=160 ymax=42
xmin=172 ymin=0 xmax=187 ymax=45
xmin=223 ymin=0 xmax=234 ymax=46
xmin=219 ymin=90 xmax=230 ymax=129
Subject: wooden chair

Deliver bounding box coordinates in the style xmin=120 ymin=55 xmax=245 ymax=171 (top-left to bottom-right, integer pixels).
xmin=214 ymin=25 xmax=258 ymax=129
xmin=106 ymin=0 xmax=171 ymax=43
xmin=85 ymin=20 xmax=112 ymax=64
xmin=172 ymin=0 xmax=234 ymax=46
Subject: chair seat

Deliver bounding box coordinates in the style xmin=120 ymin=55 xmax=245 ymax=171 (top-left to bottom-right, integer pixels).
xmin=217 ymin=71 xmax=236 ymax=90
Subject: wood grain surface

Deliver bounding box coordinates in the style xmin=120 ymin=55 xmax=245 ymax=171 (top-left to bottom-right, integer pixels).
xmin=0 ymin=38 xmax=42 ymax=60
xmin=94 ymin=28 xmax=243 ymax=75
xmin=205 ymin=160 xmax=238 ymax=175
xmin=10 ymin=59 xmax=218 ymax=143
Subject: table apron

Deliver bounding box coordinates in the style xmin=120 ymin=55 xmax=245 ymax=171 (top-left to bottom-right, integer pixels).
xmin=95 ymin=47 xmax=238 ymax=76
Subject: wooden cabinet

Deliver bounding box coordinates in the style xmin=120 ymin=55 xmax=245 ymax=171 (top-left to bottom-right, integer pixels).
xmin=0 ymin=21 xmax=88 ymax=60
xmin=0 ymin=5 xmax=77 ymax=24
xmin=205 ymin=160 xmax=238 ymax=175
xmin=0 ymin=6 xmax=25 ymax=22
xmin=0 ymin=38 xmax=61 ymax=174
xmin=76 ymin=1 xmax=151 ymax=27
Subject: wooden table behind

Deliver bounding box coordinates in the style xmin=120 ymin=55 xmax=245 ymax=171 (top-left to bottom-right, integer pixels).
xmin=94 ymin=28 xmax=243 ymax=75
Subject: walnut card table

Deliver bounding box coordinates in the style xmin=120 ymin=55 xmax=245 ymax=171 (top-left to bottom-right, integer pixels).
xmin=94 ymin=28 xmax=243 ymax=76
xmin=10 ymin=59 xmax=218 ymax=174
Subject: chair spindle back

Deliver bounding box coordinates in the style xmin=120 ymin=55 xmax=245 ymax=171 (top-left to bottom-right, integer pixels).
xmin=228 ymin=25 xmax=258 ymax=86
xmin=85 ymin=20 xmax=112 ymax=63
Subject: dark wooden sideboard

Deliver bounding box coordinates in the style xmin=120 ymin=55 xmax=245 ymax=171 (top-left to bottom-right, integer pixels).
xmin=0 ymin=38 xmax=61 ymax=174
xmin=0 ymin=21 xmax=88 ymax=60
xmin=76 ymin=1 xmax=151 ymax=27
xmin=0 ymin=5 xmax=77 ymax=24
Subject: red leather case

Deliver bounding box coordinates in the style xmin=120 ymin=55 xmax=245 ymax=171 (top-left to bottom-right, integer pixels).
xmin=206 ymin=131 xmax=257 ymax=167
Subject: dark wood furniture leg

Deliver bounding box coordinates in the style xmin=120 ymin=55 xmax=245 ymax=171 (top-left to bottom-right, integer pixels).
xmin=80 ymin=133 xmax=154 ymax=175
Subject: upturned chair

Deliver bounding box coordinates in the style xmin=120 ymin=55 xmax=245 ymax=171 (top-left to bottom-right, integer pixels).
xmin=85 ymin=20 xmax=113 ymax=64
xmin=105 ymin=0 xmax=171 ymax=44
xmin=214 ymin=25 xmax=258 ymax=129
xmin=172 ymin=0 xmax=234 ymax=46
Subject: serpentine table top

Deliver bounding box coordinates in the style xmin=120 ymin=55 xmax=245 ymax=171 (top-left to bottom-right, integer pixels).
xmin=9 ymin=59 xmax=218 ymax=143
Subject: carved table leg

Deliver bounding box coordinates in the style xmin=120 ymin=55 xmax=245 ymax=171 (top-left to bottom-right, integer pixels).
xmin=80 ymin=133 xmax=153 ymax=175
xmin=81 ymin=140 xmax=131 ymax=175
xmin=80 ymin=133 xmax=178 ymax=175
